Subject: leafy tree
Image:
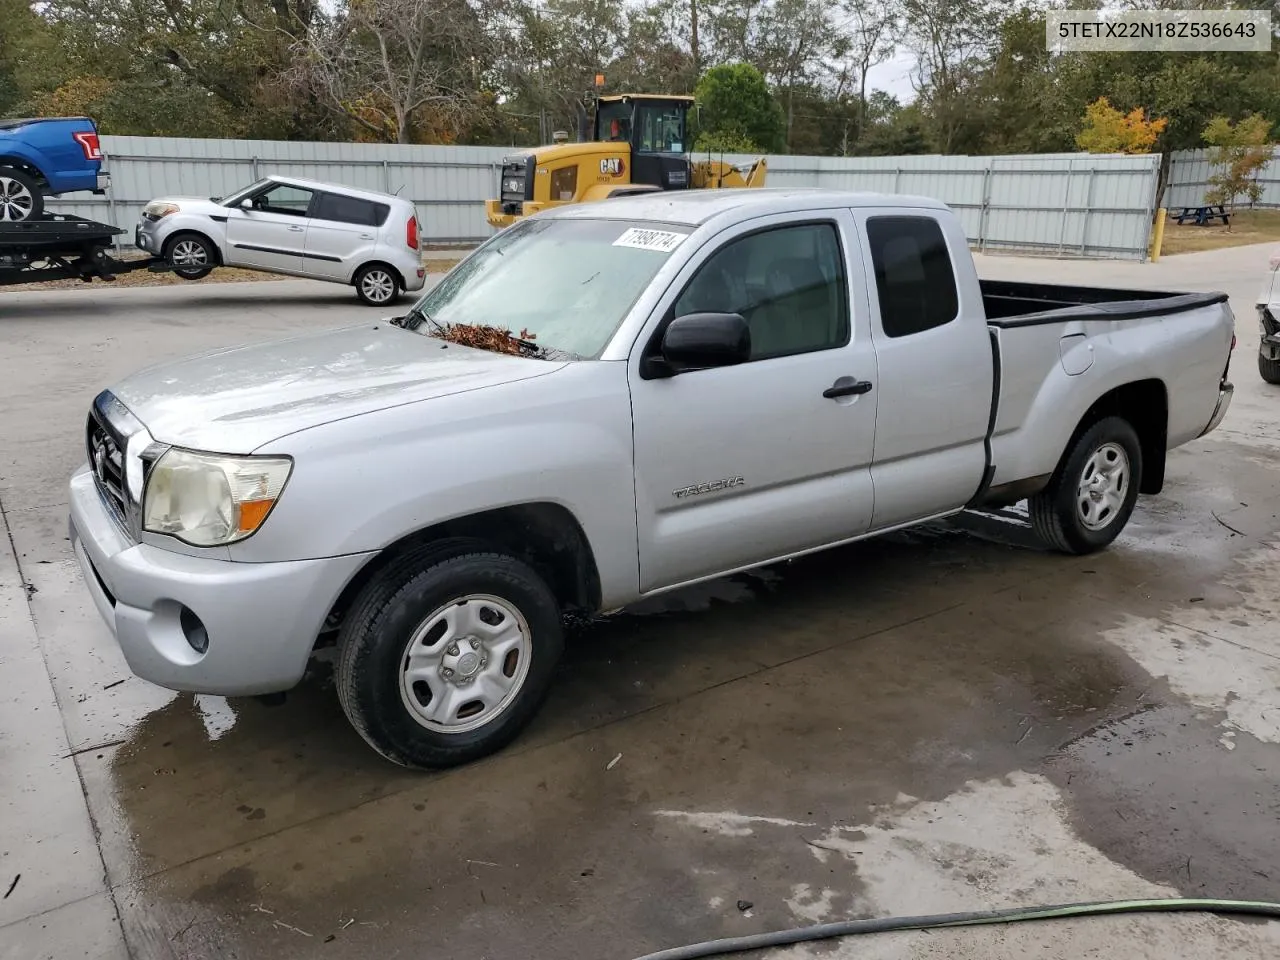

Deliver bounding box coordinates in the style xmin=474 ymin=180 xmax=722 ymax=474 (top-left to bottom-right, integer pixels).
xmin=1202 ymin=112 xmax=1275 ymax=212
xmin=1075 ymin=96 xmax=1168 ymax=154
xmin=694 ymin=62 xmax=785 ymax=153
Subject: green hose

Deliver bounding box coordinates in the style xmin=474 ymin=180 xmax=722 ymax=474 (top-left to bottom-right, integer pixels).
xmin=629 ymin=897 xmax=1280 ymax=960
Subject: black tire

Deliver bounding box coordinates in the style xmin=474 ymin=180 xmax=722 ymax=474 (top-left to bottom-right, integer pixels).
xmin=164 ymin=232 xmax=216 ymax=280
xmin=1029 ymin=416 xmax=1143 ymax=556
xmin=354 ymin=263 xmax=401 ymax=306
xmin=0 ymin=167 xmax=43 ymax=222
xmin=336 ymin=543 xmax=564 ymax=769
xmin=1260 ymin=350 xmax=1280 ymax=385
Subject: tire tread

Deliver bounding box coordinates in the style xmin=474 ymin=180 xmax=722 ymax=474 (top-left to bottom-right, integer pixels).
xmin=336 ymin=540 xmax=560 ymax=768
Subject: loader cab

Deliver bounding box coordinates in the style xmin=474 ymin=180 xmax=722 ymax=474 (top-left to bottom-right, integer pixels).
xmin=593 ymin=95 xmax=693 ymax=191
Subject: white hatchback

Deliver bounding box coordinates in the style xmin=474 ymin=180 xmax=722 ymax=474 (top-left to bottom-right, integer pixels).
xmin=135 ymin=175 xmax=427 ymax=306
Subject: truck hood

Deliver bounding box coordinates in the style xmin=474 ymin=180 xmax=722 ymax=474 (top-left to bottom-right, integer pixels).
xmin=112 ymin=324 xmax=565 ymax=453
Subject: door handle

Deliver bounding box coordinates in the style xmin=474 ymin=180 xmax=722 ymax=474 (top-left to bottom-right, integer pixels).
xmin=359 ymin=233 xmax=374 ymax=240
xmin=288 ymin=225 xmax=304 ymax=232
xmin=823 ymin=378 xmax=873 ymax=399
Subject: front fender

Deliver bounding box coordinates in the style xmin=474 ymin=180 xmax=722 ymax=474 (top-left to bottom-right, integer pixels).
xmin=232 ymin=362 xmax=642 ymax=607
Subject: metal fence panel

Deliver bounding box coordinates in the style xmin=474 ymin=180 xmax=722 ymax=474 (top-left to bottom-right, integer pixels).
xmin=44 ymin=137 xmax=1160 ymax=259
xmin=1166 ymin=146 xmax=1280 ymax=210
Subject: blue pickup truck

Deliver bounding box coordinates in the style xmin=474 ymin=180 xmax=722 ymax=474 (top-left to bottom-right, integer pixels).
xmin=0 ymin=116 xmax=108 ymax=222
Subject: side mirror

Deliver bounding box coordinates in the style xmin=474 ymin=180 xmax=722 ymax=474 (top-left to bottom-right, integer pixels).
xmin=653 ymin=312 xmax=750 ymax=375
xmin=209 ymin=196 xmax=221 ymax=202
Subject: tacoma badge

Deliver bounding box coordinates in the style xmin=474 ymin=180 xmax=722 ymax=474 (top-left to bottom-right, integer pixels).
xmin=672 ymin=477 xmax=745 ymax=500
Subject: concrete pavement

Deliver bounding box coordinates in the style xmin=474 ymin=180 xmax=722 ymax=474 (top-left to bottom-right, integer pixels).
xmin=1 ymin=251 xmax=1278 ymax=959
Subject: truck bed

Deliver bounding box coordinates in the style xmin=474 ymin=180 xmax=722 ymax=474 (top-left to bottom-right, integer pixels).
xmin=981 ymin=279 xmax=1228 ymax=326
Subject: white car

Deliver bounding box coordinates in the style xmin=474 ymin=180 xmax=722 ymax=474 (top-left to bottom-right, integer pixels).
xmin=135 ymin=175 xmax=427 ymax=306
xmin=1259 ymin=249 xmax=1280 ymax=384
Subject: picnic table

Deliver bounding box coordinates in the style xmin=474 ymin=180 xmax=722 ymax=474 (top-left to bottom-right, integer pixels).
xmin=1173 ymin=204 xmax=1230 ymax=226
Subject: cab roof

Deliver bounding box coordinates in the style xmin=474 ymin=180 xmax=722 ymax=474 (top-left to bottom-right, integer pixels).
xmin=540 ymin=188 xmax=950 ymax=228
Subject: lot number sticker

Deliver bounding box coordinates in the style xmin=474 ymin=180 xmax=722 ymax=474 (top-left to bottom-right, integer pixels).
xmin=613 ymin=228 xmax=685 ymax=253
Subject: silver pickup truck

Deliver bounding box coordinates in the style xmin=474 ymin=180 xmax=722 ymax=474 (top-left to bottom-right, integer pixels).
xmin=69 ymin=189 xmax=1236 ymax=769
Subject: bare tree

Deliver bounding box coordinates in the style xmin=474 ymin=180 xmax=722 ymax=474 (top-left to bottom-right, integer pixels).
xmin=834 ymin=0 xmax=896 ymax=152
xmin=290 ymin=0 xmax=490 ymax=144
xmin=901 ymin=0 xmax=1007 ymax=152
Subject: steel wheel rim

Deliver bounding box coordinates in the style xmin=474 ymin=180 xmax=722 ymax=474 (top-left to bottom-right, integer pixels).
xmin=171 ymin=240 xmax=209 ymax=266
xmin=1076 ymin=441 xmax=1129 ymax=531
xmin=0 ymin=176 xmax=34 ymax=222
xmin=398 ymin=594 xmax=533 ymax=734
xmin=361 ymin=269 xmax=395 ymax=302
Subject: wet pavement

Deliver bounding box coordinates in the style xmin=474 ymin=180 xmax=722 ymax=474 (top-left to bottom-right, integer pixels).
xmin=2 ymin=250 xmax=1279 ymax=959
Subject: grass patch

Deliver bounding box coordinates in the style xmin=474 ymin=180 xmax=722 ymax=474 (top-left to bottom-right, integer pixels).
xmin=1160 ymin=208 xmax=1280 ymax=256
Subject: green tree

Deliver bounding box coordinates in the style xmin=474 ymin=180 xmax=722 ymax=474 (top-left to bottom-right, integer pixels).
xmin=1202 ymin=112 xmax=1274 ymax=213
xmin=694 ymin=62 xmax=785 ymax=153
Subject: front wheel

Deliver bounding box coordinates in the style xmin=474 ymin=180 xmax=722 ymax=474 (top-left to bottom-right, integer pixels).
xmin=336 ymin=547 xmax=564 ymax=769
xmin=165 ymin=233 xmax=216 ymax=280
xmin=354 ymin=263 xmax=401 ymax=306
xmin=1260 ymin=349 xmax=1280 ymax=385
xmin=1030 ymin=416 xmax=1142 ymax=555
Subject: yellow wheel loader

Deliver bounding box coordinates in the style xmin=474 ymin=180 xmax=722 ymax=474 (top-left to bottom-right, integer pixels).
xmin=484 ymin=94 xmax=768 ymax=229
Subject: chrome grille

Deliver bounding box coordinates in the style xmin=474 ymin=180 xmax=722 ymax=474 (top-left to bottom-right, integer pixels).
xmin=87 ymin=408 xmax=127 ymax=525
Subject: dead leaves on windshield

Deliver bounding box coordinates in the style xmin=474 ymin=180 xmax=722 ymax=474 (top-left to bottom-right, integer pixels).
xmin=434 ymin=322 xmax=538 ymax=356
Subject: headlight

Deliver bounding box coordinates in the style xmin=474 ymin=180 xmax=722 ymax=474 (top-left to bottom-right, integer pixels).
xmin=143 ymin=201 xmax=180 ymax=220
xmin=143 ymin=449 xmax=292 ymax=546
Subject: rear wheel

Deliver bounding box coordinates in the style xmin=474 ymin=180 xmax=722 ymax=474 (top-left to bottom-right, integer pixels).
xmin=1260 ymin=350 xmax=1280 ymax=385
xmin=354 ymin=263 xmax=400 ymax=306
xmin=0 ymin=168 xmax=42 ymax=222
xmin=336 ymin=545 xmax=564 ymax=769
xmin=1030 ymin=416 xmax=1142 ymax=555
xmin=165 ymin=233 xmax=216 ymax=280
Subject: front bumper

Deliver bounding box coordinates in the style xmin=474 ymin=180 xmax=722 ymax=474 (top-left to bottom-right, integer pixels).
xmin=68 ymin=465 xmax=373 ymax=696
xmin=1199 ymin=382 xmax=1234 ymax=438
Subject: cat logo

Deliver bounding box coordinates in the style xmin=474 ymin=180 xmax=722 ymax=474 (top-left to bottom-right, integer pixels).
xmin=599 ymin=157 xmax=625 ymax=176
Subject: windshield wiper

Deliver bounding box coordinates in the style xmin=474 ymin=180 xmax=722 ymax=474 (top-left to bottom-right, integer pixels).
xmin=390 ymin=303 xmax=432 ymax=331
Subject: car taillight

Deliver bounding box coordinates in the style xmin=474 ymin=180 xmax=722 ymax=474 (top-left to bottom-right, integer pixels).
xmin=406 ymin=215 xmax=419 ymax=250
xmin=73 ymin=131 xmax=102 ymax=161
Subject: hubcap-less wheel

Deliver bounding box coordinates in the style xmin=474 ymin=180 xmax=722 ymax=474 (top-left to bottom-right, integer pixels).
xmin=171 ymin=239 xmax=209 ymax=268
xmin=398 ymin=595 xmax=532 ymax=734
xmin=1076 ymin=441 xmax=1129 ymax=531
xmin=0 ymin=176 xmax=35 ymax=222
xmin=360 ymin=268 xmax=396 ymax=304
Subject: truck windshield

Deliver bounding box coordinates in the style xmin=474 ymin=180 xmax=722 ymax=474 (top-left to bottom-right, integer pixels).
xmin=407 ymin=218 xmax=692 ymax=359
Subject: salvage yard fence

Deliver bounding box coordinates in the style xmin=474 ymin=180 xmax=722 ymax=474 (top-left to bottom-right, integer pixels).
xmin=1165 ymin=146 xmax=1280 ymax=211
xmin=45 ymin=135 xmax=1165 ymax=260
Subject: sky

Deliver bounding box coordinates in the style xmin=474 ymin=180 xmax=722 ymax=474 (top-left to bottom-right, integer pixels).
xmin=866 ymin=50 xmax=918 ymax=102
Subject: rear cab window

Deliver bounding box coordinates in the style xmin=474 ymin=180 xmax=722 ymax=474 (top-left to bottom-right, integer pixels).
xmin=866 ymin=216 xmax=960 ymax=338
